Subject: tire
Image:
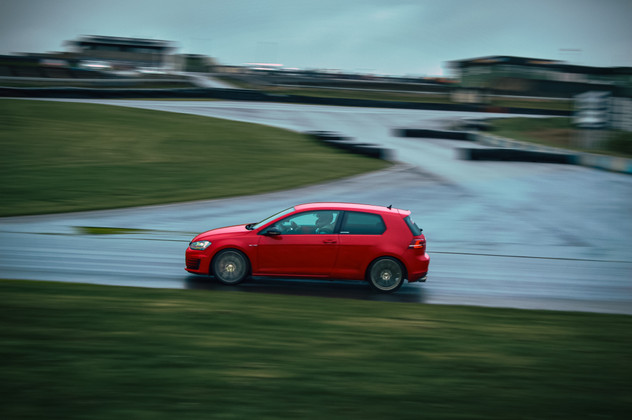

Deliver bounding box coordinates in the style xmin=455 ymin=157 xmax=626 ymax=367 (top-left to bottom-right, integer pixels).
xmin=367 ymin=257 xmax=405 ymax=293
xmin=212 ymin=249 xmax=250 ymax=285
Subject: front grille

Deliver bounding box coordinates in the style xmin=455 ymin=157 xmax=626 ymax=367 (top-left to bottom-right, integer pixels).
xmin=186 ymin=257 xmax=201 ymax=270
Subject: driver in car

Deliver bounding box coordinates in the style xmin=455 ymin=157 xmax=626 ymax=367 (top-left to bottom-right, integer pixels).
xmin=315 ymin=212 xmax=334 ymax=234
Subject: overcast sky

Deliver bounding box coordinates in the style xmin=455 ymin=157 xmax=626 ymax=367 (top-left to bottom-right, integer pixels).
xmin=1 ymin=0 xmax=630 ymax=76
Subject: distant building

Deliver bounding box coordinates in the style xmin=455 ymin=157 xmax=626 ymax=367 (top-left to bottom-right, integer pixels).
xmin=448 ymin=56 xmax=632 ymax=98
xmin=179 ymin=54 xmax=217 ymax=73
xmin=65 ymin=35 xmax=176 ymax=70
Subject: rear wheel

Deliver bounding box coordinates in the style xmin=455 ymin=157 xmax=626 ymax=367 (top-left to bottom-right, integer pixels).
xmin=368 ymin=257 xmax=405 ymax=293
xmin=212 ymin=249 xmax=249 ymax=285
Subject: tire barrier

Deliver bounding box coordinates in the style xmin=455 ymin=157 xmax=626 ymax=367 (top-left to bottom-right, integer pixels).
xmin=306 ymin=131 xmax=392 ymax=160
xmin=457 ymin=119 xmax=493 ymax=131
xmin=394 ymin=128 xmax=472 ymax=140
xmin=305 ymin=131 xmax=349 ymax=141
xmin=458 ymin=148 xmax=577 ymax=164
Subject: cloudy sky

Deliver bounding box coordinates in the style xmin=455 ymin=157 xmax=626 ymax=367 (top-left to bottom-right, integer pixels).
xmin=1 ymin=0 xmax=630 ymax=76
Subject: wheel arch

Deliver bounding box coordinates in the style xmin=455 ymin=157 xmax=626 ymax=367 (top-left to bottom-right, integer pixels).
xmin=364 ymin=254 xmax=409 ymax=281
xmin=210 ymin=247 xmax=253 ymax=277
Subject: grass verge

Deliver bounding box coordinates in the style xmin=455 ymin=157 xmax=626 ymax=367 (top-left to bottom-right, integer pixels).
xmin=215 ymin=76 xmax=572 ymax=111
xmin=0 ymin=80 xmax=198 ymax=89
xmin=262 ymin=86 xmax=572 ymax=111
xmin=1 ymin=279 xmax=630 ymax=420
xmin=0 ymin=99 xmax=388 ymax=216
xmin=74 ymin=226 xmax=153 ymax=235
xmin=488 ymin=117 xmax=632 ymax=157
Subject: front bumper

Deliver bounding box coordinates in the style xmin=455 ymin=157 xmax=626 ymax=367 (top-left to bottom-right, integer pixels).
xmin=186 ymin=256 xmax=202 ymax=271
xmin=185 ymin=249 xmax=210 ymax=274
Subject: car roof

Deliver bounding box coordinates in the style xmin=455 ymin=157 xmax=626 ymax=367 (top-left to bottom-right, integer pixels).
xmin=294 ymin=202 xmax=411 ymax=217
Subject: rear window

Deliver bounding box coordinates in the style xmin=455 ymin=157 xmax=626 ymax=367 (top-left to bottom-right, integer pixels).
xmin=404 ymin=215 xmax=422 ymax=236
xmin=340 ymin=211 xmax=386 ymax=235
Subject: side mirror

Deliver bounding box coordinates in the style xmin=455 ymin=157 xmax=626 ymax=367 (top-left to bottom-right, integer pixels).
xmin=265 ymin=228 xmax=282 ymax=236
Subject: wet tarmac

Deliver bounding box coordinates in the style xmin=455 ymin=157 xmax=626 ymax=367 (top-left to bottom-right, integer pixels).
xmin=1 ymin=99 xmax=631 ymax=314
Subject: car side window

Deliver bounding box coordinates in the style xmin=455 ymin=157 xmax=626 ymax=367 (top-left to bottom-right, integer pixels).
xmin=340 ymin=212 xmax=386 ymax=235
xmin=272 ymin=211 xmax=340 ymax=234
xmin=404 ymin=215 xmax=422 ymax=236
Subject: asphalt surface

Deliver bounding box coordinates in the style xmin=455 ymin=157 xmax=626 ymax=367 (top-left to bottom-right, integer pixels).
xmin=1 ymin=99 xmax=631 ymax=314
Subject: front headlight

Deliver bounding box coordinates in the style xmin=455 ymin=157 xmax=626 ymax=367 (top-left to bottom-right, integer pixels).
xmin=189 ymin=240 xmax=212 ymax=250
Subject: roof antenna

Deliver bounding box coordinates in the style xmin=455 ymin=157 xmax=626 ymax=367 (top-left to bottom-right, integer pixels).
xmin=387 ymin=204 xmax=392 ymax=210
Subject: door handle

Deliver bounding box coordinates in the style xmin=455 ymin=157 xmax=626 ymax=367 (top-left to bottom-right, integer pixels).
xmin=323 ymin=239 xmax=337 ymax=244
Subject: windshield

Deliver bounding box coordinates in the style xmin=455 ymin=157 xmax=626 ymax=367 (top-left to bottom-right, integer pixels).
xmin=250 ymin=207 xmax=295 ymax=230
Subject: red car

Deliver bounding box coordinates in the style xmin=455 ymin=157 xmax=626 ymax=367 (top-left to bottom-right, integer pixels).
xmin=185 ymin=202 xmax=429 ymax=292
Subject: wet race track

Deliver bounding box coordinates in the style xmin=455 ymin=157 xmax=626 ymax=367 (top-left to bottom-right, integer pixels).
xmin=1 ymin=99 xmax=631 ymax=314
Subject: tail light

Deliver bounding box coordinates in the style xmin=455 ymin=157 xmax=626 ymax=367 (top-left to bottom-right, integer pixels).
xmin=409 ymin=238 xmax=426 ymax=250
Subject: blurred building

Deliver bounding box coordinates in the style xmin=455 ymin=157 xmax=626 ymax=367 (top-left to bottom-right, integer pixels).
xmin=64 ymin=35 xmax=177 ymax=70
xmin=449 ymin=56 xmax=632 ymax=98
xmin=179 ymin=54 xmax=217 ymax=73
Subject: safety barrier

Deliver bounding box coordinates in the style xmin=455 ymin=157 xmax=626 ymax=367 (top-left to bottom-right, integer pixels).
xmin=457 ymin=148 xmax=576 ymax=164
xmin=306 ymin=131 xmax=392 ymax=160
xmin=393 ymin=128 xmax=472 ymax=140
xmin=394 ymin=127 xmax=632 ymax=174
xmin=473 ymin=132 xmax=632 ymax=174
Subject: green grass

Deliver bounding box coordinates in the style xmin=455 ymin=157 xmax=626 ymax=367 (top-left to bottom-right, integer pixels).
xmin=487 ymin=96 xmax=571 ymax=111
xmin=1 ymin=279 xmax=630 ymax=419
xmin=488 ymin=117 xmax=632 ymax=157
xmin=210 ymin=75 xmax=573 ymax=111
xmin=266 ymin=86 xmax=454 ymax=103
xmin=3 ymin=72 xmax=573 ymax=111
xmin=74 ymin=226 xmax=153 ymax=235
xmin=261 ymin=86 xmax=572 ymax=111
xmin=0 ymin=99 xmax=388 ymax=216
xmin=0 ymin=80 xmax=198 ymax=89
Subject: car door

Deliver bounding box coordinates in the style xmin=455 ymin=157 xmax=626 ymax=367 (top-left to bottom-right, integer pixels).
xmin=256 ymin=210 xmax=341 ymax=276
xmin=331 ymin=211 xmax=387 ymax=279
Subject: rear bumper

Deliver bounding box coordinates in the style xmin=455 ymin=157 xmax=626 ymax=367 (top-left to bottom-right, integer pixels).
xmin=407 ymin=271 xmax=427 ymax=283
xmin=414 ymin=272 xmax=428 ymax=282
xmin=406 ymin=252 xmax=430 ymax=283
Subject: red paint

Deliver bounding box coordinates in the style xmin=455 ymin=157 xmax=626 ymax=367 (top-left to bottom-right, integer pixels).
xmin=185 ymin=202 xmax=429 ymax=291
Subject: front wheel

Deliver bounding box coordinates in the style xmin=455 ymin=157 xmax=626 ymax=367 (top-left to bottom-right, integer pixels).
xmin=367 ymin=257 xmax=405 ymax=293
xmin=212 ymin=249 xmax=250 ymax=285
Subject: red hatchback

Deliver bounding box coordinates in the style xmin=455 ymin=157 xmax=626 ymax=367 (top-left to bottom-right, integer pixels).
xmin=185 ymin=203 xmax=429 ymax=292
